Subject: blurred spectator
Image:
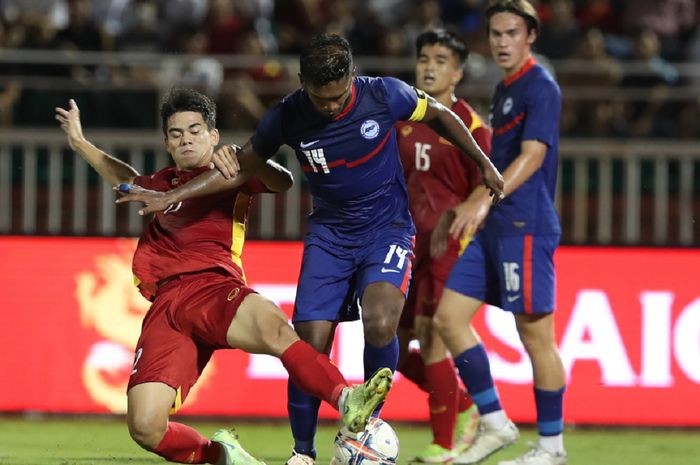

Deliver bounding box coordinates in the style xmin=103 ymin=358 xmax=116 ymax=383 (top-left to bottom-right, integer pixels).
xmin=156 ymin=0 xmax=209 ymax=51
xmin=623 ymin=29 xmax=680 ymax=137
xmin=621 ymin=0 xmax=695 ymax=60
xmin=537 ymin=0 xmax=580 ymax=59
xmin=219 ymin=27 xmax=288 ymax=130
xmin=438 ymin=0 xmax=487 ymax=35
xmin=161 ymin=26 xmax=224 ymax=98
xmin=559 ymin=28 xmax=625 ymax=137
xmin=575 ymin=0 xmax=620 ymax=34
xmin=403 ymin=0 xmax=443 ymax=47
xmin=274 ymin=0 xmax=329 ymax=53
xmin=115 ymin=0 xmax=160 ymax=52
xmin=53 ymin=0 xmax=107 ymax=51
xmin=205 ymin=0 xmax=250 ymax=54
xmin=91 ymin=0 xmax=136 ymax=47
xmin=0 ymin=81 xmax=21 ymax=126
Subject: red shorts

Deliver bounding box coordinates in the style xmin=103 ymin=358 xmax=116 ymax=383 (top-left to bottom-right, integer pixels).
xmin=127 ymin=269 xmax=255 ymax=409
xmin=399 ymin=236 xmax=460 ymax=329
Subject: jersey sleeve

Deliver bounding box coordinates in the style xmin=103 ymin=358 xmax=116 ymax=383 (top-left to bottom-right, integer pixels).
xmin=380 ymin=77 xmax=428 ymax=122
xmin=242 ymin=176 xmax=272 ymax=195
xmin=250 ymin=103 xmax=285 ymax=160
xmin=133 ymin=174 xmax=153 ymax=189
xmin=522 ymin=79 xmax=561 ymax=147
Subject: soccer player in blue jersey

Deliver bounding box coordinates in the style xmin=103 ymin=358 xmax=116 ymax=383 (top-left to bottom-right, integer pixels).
xmin=431 ymin=1 xmax=566 ymax=465
xmin=122 ymin=34 xmax=504 ymax=465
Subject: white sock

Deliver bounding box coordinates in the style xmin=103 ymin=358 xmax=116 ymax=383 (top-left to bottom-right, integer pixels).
xmin=538 ymin=434 xmax=564 ymax=454
xmin=480 ymin=410 xmax=508 ymax=430
xmin=338 ymin=387 xmax=351 ymax=412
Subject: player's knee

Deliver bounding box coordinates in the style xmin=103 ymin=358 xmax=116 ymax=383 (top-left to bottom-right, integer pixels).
xmin=432 ymin=310 xmax=452 ymax=339
xmin=363 ymin=314 xmax=396 ymax=346
xmin=127 ymin=412 xmax=167 ymax=450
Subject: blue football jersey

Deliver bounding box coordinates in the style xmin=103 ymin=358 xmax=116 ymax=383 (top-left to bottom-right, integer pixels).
xmin=251 ymin=76 xmax=427 ymax=243
xmin=487 ymin=58 xmax=562 ymax=236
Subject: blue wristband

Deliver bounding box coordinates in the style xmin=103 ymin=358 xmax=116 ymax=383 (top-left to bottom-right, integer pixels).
xmin=117 ymin=183 xmax=133 ymax=193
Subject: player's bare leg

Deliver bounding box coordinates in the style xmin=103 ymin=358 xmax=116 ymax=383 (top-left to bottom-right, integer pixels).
xmin=500 ymin=313 xmax=566 ymax=465
xmin=228 ymin=294 xmax=391 ymax=460
xmin=362 ymin=281 xmax=405 ymax=346
xmin=435 ymin=290 xmax=518 ymax=465
xmin=128 ymin=382 xmax=242 ymax=464
xmin=127 ymin=382 xmax=175 ymax=451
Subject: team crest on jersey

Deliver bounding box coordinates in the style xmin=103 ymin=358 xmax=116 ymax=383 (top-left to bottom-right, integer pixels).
xmin=502 ymin=97 xmax=513 ymax=115
xmin=400 ymin=126 xmax=413 ymax=137
xmin=361 ymin=119 xmax=380 ymax=139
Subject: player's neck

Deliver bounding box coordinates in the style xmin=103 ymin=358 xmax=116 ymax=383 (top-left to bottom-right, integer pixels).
xmin=433 ymin=91 xmax=457 ymax=109
xmin=503 ymin=52 xmax=533 ymax=80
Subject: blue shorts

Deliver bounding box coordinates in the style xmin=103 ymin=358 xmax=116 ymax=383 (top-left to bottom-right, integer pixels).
xmin=445 ymin=233 xmax=559 ymax=314
xmin=293 ymin=228 xmax=414 ymax=323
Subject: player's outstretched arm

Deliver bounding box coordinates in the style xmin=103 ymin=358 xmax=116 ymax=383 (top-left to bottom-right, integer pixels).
xmin=55 ymin=99 xmax=138 ymax=186
xmin=421 ymin=96 xmax=504 ymax=203
xmin=213 ymin=141 xmax=293 ymax=193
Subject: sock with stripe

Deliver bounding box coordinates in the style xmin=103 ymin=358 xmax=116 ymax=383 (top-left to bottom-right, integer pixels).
xmin=535 ymin=386 xmax=566 ymax=454
xmin=454 ymin=344 xmax=505 ymax=429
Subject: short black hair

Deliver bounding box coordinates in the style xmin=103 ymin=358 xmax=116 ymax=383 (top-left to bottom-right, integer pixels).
xmin=160 ymin=87 xmax=216 ymax=134
xmin=485 ymin=0 xmax=540 ymax=34
xmin=416 ymin=29 xmax=469 ymax=66
xmin=299 ymin=34 xmax=353 ymax=87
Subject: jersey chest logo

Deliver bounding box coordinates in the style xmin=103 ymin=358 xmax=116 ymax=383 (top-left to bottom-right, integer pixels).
xmin=502 ymin=97 xmax=513 ymax=115
xmin=361 ymin=120 xmax=380 ymax=139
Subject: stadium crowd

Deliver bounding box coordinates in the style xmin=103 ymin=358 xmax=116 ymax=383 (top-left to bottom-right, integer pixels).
xmin=1 ymin=0 xmax=699 ymax=138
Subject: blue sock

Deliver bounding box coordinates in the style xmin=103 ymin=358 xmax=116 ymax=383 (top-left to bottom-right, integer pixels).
xmin=363 ymin=336 xmax=399 ymax=379
xmin=454 ymin=344 xmax=502 ymax=414
xmin=363 ymin=337 xmax=398 ymax=416
xmin=287 ymin=380 xmax=320 ymax=458
xmin=534 ymin=386 xmax=565 ymax=436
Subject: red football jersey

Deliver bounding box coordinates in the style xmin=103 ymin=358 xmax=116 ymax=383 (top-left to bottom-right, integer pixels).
xmin=397 ymin=98 xmax=492 ymax=235
xmin=132 ymin=166 xmax=269 ymax=300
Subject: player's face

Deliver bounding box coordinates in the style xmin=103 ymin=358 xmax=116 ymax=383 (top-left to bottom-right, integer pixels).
xmin=488 ymin=12 xmax=536 ymax=77
xmin=415 ymin=44 xmax=463 ymax=100
xmin=164 ymin=111 xmax=220 ymax=171
xmin=303 ymin=74 xmax=354 ymax=119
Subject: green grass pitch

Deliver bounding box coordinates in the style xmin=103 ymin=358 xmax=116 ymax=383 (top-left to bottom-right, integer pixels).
xmin=0 ymin=417 xmax=697 ymax=465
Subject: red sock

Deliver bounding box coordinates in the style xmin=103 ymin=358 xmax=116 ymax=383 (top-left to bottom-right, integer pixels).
xmin=281 ymin=340 xmax=349 ymax=410
xmin=425 ymin=358 xmax=460 ymax=450
xmin=398 ymin=349 xmax=429 ymax=391
xmin=457 ymin=386 xmax=475 ymax=412
xmin=152 ymin=422 xmax=221 ymax=464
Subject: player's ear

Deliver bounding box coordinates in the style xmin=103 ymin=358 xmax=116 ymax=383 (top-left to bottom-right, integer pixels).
xmin=210 ymin=128 xmax=220 ymax=146
xmin=452 ymin=68 xmax=464 ymax=86
xmin=527 ymin=29 xmax=537 ymax=46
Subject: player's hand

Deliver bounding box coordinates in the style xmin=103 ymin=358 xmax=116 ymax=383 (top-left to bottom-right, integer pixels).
xmin=55 ymin=99 xmax=85 ymax=150
xmin=114 ymin=183 xmax=174 ymax=215
xmin=430 ymin=209 xmax=455 ymax=258
xmin=481 ymin=161 xmax=504 ymax=204
xmin=210 ymin=144 xmax=241 ymax=179
xmin=448 ymin=195 xmax=490 ymax=240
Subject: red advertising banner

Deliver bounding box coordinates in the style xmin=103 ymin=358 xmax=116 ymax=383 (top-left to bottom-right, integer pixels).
xmin=0 ymin=237 xmax=699 ymax=426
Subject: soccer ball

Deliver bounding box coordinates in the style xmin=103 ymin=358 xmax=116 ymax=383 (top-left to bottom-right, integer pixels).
xmin=331 ymin=418 xmax=399 ymax=465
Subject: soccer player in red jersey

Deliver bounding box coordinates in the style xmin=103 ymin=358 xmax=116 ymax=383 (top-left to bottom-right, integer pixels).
xmin=395 ymin=29 xmax=491 ymax=463
xmin=55 ymin=88 xmax=392 ymax=465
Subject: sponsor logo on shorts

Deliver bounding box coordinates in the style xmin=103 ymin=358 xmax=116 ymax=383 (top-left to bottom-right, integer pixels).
xmin=300 ymin=139 xmax=320 ymax=149
xmin=227 ymin=287 xmax=240 ymax=301
xmin=381 ymin=267 xmax=400 ymax=273
xmin=507 ymin=294 xmax=520 ymax=303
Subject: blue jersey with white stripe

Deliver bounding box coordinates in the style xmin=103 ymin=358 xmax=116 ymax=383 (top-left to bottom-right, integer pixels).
xmin=251 ymin=76 xmax=425 ymax=243
xmin=487 ymin=59 xmax=562 ymax=236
